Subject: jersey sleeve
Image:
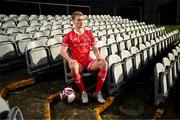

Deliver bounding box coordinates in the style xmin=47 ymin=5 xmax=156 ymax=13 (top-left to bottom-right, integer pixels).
xmin=62 ymin=34 xmax=69 ymax=47
xmin=89 ymin=31 xmax=96 ymax=45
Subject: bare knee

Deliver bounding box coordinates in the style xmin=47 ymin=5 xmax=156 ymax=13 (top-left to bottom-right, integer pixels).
xmin=69 ymin=62 xmax=80 ymax=73
xmin=99 ymin=60 xmax=108 ymax=70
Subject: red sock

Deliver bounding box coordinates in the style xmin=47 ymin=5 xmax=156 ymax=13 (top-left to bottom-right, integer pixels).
xmin=73 ymin=73 xmax=85 ymax=93
xmin=95 ymin=70 xmax=107 ymax=93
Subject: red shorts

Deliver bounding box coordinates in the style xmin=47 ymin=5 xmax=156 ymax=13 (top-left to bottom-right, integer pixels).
xmin=77 ymin=57 xmax=95 ymax=71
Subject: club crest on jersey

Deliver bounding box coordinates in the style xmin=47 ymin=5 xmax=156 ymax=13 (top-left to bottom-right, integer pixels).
xmin=84 ymin=36 xmax=89 ymax=41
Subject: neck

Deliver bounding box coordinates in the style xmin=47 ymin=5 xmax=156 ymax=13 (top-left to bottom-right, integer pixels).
xmin=75 ymin=28 xmax=84 ymax=34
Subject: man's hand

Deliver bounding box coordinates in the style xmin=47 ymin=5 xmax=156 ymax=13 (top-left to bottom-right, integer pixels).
xmin=68 ymin=59 xmax=77 ymax=65
xmin=96 ymin=56 xmax=104 ymax=62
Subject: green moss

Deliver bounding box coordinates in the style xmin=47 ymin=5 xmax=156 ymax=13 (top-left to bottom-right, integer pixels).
xmin=161 ymin=25 xmax=180 ymax=33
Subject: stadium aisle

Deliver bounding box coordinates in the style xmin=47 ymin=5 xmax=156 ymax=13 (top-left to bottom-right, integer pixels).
xmin=0 ymin=66 xmax=180 ymax=119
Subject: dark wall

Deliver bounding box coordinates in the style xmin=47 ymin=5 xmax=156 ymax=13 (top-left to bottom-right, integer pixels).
xmin=0 ymin=0 xmax=179 ymax=25
xmin=158 ymin=0 xmax=177 ymax=25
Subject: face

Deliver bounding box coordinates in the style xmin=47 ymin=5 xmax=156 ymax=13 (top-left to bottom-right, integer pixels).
xmin=72 ymin=15 xmax=85 ymax=29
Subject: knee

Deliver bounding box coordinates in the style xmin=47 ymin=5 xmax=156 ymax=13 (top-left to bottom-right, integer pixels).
xmin=69 ymin=61 xmax=80 ymax=72
xmin=99 ymin=60 xmax=108 ymax=70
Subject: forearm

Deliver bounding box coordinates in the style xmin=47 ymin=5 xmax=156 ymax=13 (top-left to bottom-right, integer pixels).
xmin=60 ymin=48 xmax=71 ymax=62
xmin=93 ymin=47 xmax=101 ymax=58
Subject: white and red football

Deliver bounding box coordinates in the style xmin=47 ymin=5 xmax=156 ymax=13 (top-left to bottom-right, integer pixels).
xmin=60 ymin=87 xmax=75 ymax=103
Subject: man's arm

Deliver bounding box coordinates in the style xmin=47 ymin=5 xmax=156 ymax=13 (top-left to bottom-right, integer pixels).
xmin=92 ymin=44 xmax=102 ymax=60
xmin=60 ymin=46 xmax=71 ymax=62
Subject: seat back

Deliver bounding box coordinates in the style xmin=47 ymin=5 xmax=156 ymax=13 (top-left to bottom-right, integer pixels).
xmin=106 ymin=54 xmax=124 ymax=95
xmin=154 ymin=63 xmax=168 ymax=106
xmin=25 ymin=41 xmax=50 ymax=75
xmin=46 ymin=37 xmax=62 ymax=65
xmin=120 ymin=50 xmax=134 ymax=77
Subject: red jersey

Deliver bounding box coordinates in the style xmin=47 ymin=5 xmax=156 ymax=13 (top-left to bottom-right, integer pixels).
xmin=62 ymin=29 xmax=96 ymax=68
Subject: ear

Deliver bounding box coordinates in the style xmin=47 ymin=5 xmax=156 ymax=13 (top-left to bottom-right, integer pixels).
xmin=72 ymin=19 xmax=75 ymax=24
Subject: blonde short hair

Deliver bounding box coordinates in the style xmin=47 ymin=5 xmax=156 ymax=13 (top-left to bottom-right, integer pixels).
xmin=72 ymin=11 xmax=84 ymax=20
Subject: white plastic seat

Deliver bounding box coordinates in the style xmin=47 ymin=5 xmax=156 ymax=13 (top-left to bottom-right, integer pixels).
xmin=145 ymin=41 xmax=153 ymax=60
xmin=154 ymin=63 xmax=168 ymax=106
xmin=15 ymin=33 xmax=33 ymax=55
xmin=99 ymin=46 xmax=109 ymax=60
xmin=172 ymin=49 xmax=179 ymax=76
xmin=50 ymin=29 xmax=62 ymax=38
xmin=18 ymin=14 xmax=29 ymax=21
xmin=120 ymin=50 xmax=134 ymax=77
xmin=106 ymin=54 xmax=124 ymax=95
xmin=0 ymin=40 xmax=17 ymax=61
xmin=63 ymin=28 xmax=71 ymax=35
xmin=116 ymin=34 xmax=125 ymax=51
xmin=139 ymin=44 xmax=148 ymax=65
xmin=46 ymin=37 xmax=63 ymax=66
xmin=25 ymin=26 xmax=40 ymax=33
xmin=2 ymin=20 xmax=16 ymax=29
xmin=168 ymin=53 xmax=178 ymax=80
xmin=33 ymin=30 xmax=50 ymax=40
xmin=39 ymin=15 xmax=47 ymax=21
xmin=130 ymin=47 xmax=141 ymax=70
xmin=29 ymin=14 xmax=38 ymax=20
xmin=17 ymin=20 xmax=29 ymax=28
xmin=29 ymin=18 xmax=40 ymax=25
xmin=6 ymin=28 xmax=23 ymax=35
xmin=40 ymin=25 xmax=52 ymax=31
xmin=25 ymin=41 xmax=50 ymax=75
xmin=150 ymin=40 xmax=158 ymax=57
xmin=162 ymin=57 xmax=173 ymax=86
xmin=123 ymin=34 xmax=131 ymax=50
xmin=0 ymin=97 xmax=24 ymax=120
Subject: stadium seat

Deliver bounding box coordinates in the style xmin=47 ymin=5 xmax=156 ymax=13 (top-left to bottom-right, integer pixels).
xmin=25 ymin=41 xmax=50 ymax=75
xmin=106 ymin=54 xmax=124 ymax=95
xmin=130 ymin=46 xmax=142 ymax=70
xmin=150 ymin=40 xmax=158 ymax=57
xmin=172 ymin=49 xmax=179 ymax=73
xmin=154 ymin=63 xmax=168 ymax=106
xmin=17 ymin=19 xmax=29 ymax=28
xmin=1 ymin=20 xmax=16 ymax=29
xmin=168 ymin=53 xmax=178 ymax=80
xmin=0 ymin=97 xmax=24 ymax=120
xmin=162 ymin=57 xmax=173 ymax=87
xmin=25 ymin=26 xmax=40 ymax=33
xmin=46 ymin=37 xmax=63 ymax=67
xmin=120 ymin=50 xmax=134 ymax=77
xmin=139 ymin=44 xmax=148 ymax=65
xmin=50 ymin=29 xmax=63 ymax=38
xmin=99 ymin=45 xmax=109 ymax=60
xmin=0 ymin=36 xmax=18 ymax=65
xmin=175 ymin=46 xmax=180 ymax=72
xmin=39 ymin=15 xmax=47 ymax=21
xmin=63 ymin=28 xmax=71 ymax=35
xmin=63 ymin=49 xmax=96 ymax=84
xmin=40 ymin=25 xmax=52 ymax=31
xmin=116 ymin=34 xmax=125 ymax=51
xmin=6 ymin=28 xmax=23 ymax=35
xmin=145 ymin=41 xmax=153 ymax=60
xmin=29 ymin=19 xmax=41 ymax=27
xmin=15 ymin=33 xmax=33 ymax=55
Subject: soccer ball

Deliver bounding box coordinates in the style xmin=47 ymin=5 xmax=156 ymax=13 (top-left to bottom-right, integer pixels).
xmin=60 ymin=87 xmax=75 ymax=103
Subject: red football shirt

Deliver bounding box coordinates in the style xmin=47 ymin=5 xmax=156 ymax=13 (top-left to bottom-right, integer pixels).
xmin=62 ymin=29 xmax=96 ymax=66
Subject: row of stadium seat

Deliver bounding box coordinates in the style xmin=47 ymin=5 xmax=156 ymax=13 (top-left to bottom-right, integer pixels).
xmin=154 ymin=44 xmax=180 ymax=106
xmin=0 ymin=23 xmax=164 ymax=72
xmin=0 ymin=25 xmax=177 ymax=74
xmin=105 ymin=30 xmax=179 ymax=95
xmin=64 ymin=30 xmax=179 ymax=85
xmin=25 ymin=37 xmax=62 ymax=75
xmin=0 ymin=20 xmax=152 ymax=37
